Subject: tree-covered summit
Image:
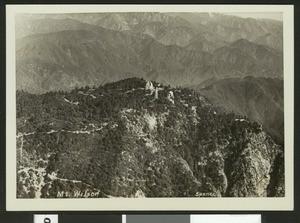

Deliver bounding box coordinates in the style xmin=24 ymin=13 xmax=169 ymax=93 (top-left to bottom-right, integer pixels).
xmin=16 ymin=78 xmax=284 ymax=198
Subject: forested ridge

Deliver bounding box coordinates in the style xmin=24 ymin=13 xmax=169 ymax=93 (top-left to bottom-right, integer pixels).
xmin=17 ymin=78 xmax=284 ymax=198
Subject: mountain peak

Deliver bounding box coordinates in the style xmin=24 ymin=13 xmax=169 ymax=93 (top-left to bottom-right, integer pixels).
xmin=230 ymin=38 xmax=254 ymax=48
xmin=17 ymin=77 xmax=284 ymax=198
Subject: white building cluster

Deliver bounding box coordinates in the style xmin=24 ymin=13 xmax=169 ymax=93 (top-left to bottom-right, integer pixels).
xmin=146 ymin=81 xmax=175 ymax=103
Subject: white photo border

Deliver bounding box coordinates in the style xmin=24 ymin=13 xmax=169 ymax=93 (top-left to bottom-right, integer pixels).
xmin=6 ymin=4 xmax=294 ymax=211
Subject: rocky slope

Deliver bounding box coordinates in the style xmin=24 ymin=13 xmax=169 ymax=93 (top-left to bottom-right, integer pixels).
xmin=16 ymin=78 xmax=284 ymax=198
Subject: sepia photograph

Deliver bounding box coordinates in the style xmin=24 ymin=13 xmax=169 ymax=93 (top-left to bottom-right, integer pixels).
xmin=6 ymin=4 xmax=294 ymax=211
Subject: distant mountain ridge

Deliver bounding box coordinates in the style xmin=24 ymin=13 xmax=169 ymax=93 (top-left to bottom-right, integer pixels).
xmin=16 ymin=19 xmax=283 ymax=94
xmin=168 ymin=12 xmax=283 ymax=51
xmin=196 ymin=76 xmax=284 ymax=143
xmin=17 ymin=12 xmax=283 ymax=49
xmin=16 ymin=16 xmax=98 ymax=39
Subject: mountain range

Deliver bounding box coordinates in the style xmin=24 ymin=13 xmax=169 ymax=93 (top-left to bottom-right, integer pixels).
xmin=16 ymin=12 xmax=283 ymax=50
xmin=16 ymin=13 xmax=283 ymax=95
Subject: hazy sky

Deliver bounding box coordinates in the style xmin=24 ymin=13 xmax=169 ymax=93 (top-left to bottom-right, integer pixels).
xmin=225 ymin=12 xmax=282 ymax=21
